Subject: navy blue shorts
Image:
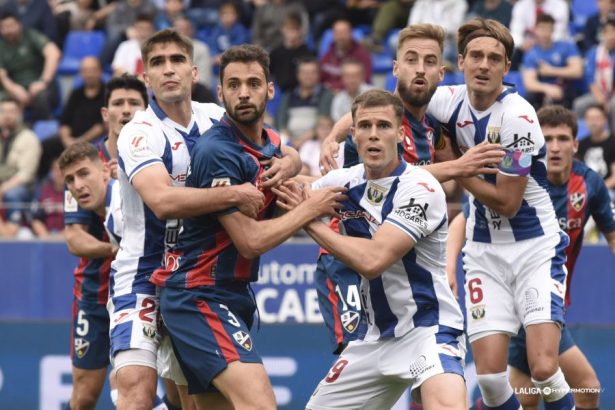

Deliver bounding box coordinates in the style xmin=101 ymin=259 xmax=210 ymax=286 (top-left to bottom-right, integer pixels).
xmin=159 ymin=284 xmax=262 ymax=394
xmin=508 ymin=325 xmax=576 ymax=375
xmin=71 ymin=299 xmax=111 ymax=369
xmin=315 ymin=254 xmax=366 ymax=354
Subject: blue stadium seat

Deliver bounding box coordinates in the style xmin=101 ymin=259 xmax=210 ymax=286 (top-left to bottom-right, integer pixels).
xmin=571 ymin=0 xmax=598 ymax=35
xmin=267 ymin=83 xmax=282 ymax=118
xmin=576 ymin=118 xmax=589 ymax=140
xmin=384 ymin=72 xmax=396 ymax=92
xmin=318 ymin=28 xmax=365 ymax=59
xmin=58 ymin=31 xmax=106 ymax=75
xmin=32 ymin=120 xmax=59 ymax=141
xmin=504 ymin=70 xmax=526 ymax=97
xmin=371 ymin=29 xmax=398 ymax=74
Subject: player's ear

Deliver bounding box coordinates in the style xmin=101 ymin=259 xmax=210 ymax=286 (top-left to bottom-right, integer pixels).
xmin=350 ymin=126 xmax=357 ymax=144
xmin=573 ymin=139 xmax=579 ymax=154
xmin=397 ymin=124 xmax=404 ymax=144
xmin=101 ymin=107 xmax=109 ymax=123
xmin=267 ymin=81 xmax=274 ymax=102
xmin=101 ymin=160 xmax=111 ymax=182
xmin=217 ymin=84 xmax=224 ymax=105
xmin=392 ymin=59 xmax=399 ymax=78
xmin=192 ymin=64 xmax=198 ymax=85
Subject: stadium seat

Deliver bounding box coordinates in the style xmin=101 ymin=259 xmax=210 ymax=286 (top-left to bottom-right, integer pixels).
xmin=267 ymin=83 xmax=282 ymax=118
xmin=32 ymin=119 xmax=59 ymax=141
xmin=371 ymin=29 xmax=398 ymax=74
xmin=571 ymin=0 xmax=598 ymax=35
xmin=58 ymin=31 xmax=106 ymax=75
xmin=384 ymin=72 xmax=396 ymax=92
xmin=576 ymin=118 xmax=589 ymax=140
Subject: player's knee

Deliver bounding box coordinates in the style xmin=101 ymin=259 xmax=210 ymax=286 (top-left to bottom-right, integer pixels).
xmin=71 ymin=390 xmax=99 ymax=410
xmin=529 ymin=361 xmax=559 ymax=382
xmin=476 ymin=372 xmax=513 ymax=405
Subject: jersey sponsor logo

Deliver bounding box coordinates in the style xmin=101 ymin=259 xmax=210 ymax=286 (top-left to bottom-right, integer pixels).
xmin=164 ymin=252 xmax=181 ymax=271
xmin=233 ymin=330 xmax=253 ymax=351
xmin=552 ymin=280 xmax=565 ymax=299
xmin=408 ymin=355 xmax=435 ymax=378
xmin=366 ymin=182 xmax=386 ymax=205
xmin=64 ymin=191 xmax=78 ymax=212
xmin=505 ymin=133 xmax=535 ymax=153
xmin=74 ymin=338 xmax=90 ymax=359
xmin=340 ymin=311 xmax=361 ymax=333
xmin=456 ymin=120 xmax=473 ymax=128
xmin=524 ymin=287 xmax=544 ymax=316
xmin=394 ymin=198 xmax=429 ymax=229
xmin=569 ymin=192 xmax=585 ymax=212
xmin=558 ymin=217 xmax=582 ymax=231
xmin=487 ymin=126 xmax=501 ymax=144
xmin=171 ymin=141 xmax=182 ymax=151
xmin=337 ymin=209 xmax=379 ymax=225
xmin=518 ymin=115 xmax=535 ymax=124
xmin=212 ymin=177 xmax=231 ymax=187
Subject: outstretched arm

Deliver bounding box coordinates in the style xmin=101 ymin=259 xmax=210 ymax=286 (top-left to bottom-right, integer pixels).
xmin=446 ymin=211 xmax=467 ymax=297
xmin=319 ymin=112 xmax=353 ymax=173
xmin=64 ymin=224 xmax=117 ymax=258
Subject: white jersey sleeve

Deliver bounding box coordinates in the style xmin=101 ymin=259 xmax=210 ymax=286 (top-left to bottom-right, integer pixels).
xmin=105 ymin=179 xmax=123 ymax=246
xmin=427 ymin=85 xmax=464 ymax=126
xmin=117 ymin=110 xmax=167 ymax=183
xmin=193 ymin=102 xmax=226 ymax=122
xmin=498 ymin=103 xmax=544 ymax=177
xmin=385 ymin=169 xmax=447 ymax=242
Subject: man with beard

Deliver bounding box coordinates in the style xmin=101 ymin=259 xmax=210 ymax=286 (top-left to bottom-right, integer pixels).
xmin=110 ymin=30 xmax=300 ymax=409
xmin=150 ymin=44 xmax=347 ymax=410
xmin=315 ymin=24 xmax=504 ymax=356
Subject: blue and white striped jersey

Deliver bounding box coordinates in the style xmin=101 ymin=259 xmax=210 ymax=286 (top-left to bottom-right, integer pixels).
xmin=428 ymin=84 xmax=559 ymax=243
xmin=112 ymin=98 xmax=225 ymax=297
xmin=313 ymin=162 xmax=464 ymax=341
xmin=104 ymin=179 xmax=122 ymax=247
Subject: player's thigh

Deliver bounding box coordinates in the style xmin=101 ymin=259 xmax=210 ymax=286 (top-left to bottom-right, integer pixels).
xmin=559 ymin=345 xmax=600 ymax=389
xmin=525 ymin=322 xmax=561 ymax=378
xmin=419 ymin=373 xmax=466 ymax=410
xmin=509 ymin=366 xmax=539 ymax=410
xmin=114 ymin=357 xmax=158 ymax=395
xmin=463 ymin=242 xmax=520 ymax=341
xmin=209 ymin=361 xmax=275 ymax=409
xmin=193 ymin=392 xmax=233 ymax=410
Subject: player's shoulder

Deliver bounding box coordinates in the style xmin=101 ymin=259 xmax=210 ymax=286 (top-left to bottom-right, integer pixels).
xmin=118 ymin=108 xmax=160 ymax=143
xmin=433 ymin=84 xmax=467 ymax=102
xmin=573 ymin=160 xmax=604 ymax=187
xmin=399 ymin=165 xmax=444 ymax=193
xmin=192 ymin=101 xmax=226 ymax=121
xmin=315 ymin=164 xmax=360 ymax=188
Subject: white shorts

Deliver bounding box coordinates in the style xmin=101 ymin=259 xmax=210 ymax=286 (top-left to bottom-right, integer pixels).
xmin=108 ymin=292 xmax=161 ymax=360
xmin=157 ymin=333 xmax=187 ymax=385
xmin=306 ymin=325 xmax=465 ymax=410
xmin=463 ymin=232 xmax=568 ymax=343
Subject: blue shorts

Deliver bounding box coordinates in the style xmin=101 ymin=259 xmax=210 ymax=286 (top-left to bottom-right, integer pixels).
xmin=508 ymin=325 xmax=576 ymax=376
xmin=159 ymin=284 xmax=262 ymax=394
xmin=315 ymin=254 xmax=366 ymax=354
xmin=71 ymin=299 xmax=111 ymax=369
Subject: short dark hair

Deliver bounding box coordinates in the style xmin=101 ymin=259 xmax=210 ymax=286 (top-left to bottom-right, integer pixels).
xmin=283 ymin=11 xmax=303 ymax=29
xmin=0 ymin=10 xmax=19 ymax=22
xmin=351 ymin=89 xmax=404 ymax=125
xmin=0 ymin=96 xmax=21 ymax=107
xmin=219 ymin=44 xmax=270 ymax=83
xmin=58 ymin=142 xmax=100 ymax=171
xmin=584 ymin=103 xmax=608 ymax=118
xmin=536 ymin=13 xmax=555 ymax=26
xmin=104 ymin=74 xmax=148 ymax=107
xmin=141 ymin=28 xmax=193 ymax=67
xmin=537 ymin=105 xmax=578 ymax=138
xmin=458 ymin=17 xmax=514 ymax=61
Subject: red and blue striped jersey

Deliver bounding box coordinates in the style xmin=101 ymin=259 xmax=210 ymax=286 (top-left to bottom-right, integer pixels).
xmin=549 ymin=160 xmax=615 ymax=306
xmin=64 ymin=181 xmax=114 ymax=304
xmin=151 ymin=115 xmax=282 ymax=288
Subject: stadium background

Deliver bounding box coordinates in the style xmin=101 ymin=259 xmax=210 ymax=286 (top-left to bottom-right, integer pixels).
xmin=0 ymin=240 xmax=612 ymax=409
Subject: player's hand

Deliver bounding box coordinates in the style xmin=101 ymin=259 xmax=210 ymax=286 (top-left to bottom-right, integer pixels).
xmin=261 ymin=155 xmax=295 ymax=188
xmin=107 ymin=158 xmax=119 ymax=179
xmin=271 ymin=180 xmax=304 ymax=212
xmin=454 ymin=143 xmax=505 ymax=177
xmin=304 ymin=186 xmax=348 ymax=218
xmin=544 ymin=84 xmax=564 ymax=101
xmin=232 ymin=183 xmax=265 ymax=219
xmin=319 ymin=138 xmax=341 ymax=175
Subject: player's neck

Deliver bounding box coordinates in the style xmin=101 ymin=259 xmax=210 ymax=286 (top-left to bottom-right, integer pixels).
xmin=105 ymin=136 xmax=118 ymax=159
xmin=548 ymin=168 xmax=570 ymax=186
xmin=158 ymin=99 xmax=192 ymax=128
xmin=467 ymin=87 xmax=502 ymax=112
xmin=590 ymin=129 xmax=609 ymax=143
xmin=403 ymin=101 xmax=426 ymax=121
xmin=232 ymin=117 xmax=266 ymax=145
xmin=365 ymin=158 xmax=400 ymax=180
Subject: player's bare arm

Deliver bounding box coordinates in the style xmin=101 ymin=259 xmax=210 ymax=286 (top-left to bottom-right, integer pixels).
xmin=319 ymin=112 xmax=353 ymax=173
xmin=217 ymin=186 xmax=346 ymax=259
xmin=606 ymin=231 xmax=615 ymax=253
xmin=459 ymin=173 xmax=528 ymax=218
xmin=65 ymin=223 xmax=118 ymax=258
xmin=132 ymin=163 xmax=265 ymax=220
xmin=306 ymin=220 xmax=415 ymax=280
xmin=425 ymin=143 xmax=505 ymax=182
xmin=446 ymin=211 xmax=467 ymax=297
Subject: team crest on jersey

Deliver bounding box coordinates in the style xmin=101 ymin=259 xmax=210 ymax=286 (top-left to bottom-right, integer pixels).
xmin=366 ymin=182 xmax=386 ymax=205
xmin=74 ymin=338 xmax=90 ymax=358
xmin=340 ymin=311 xmax=361 ymax=333
xmin=569 ymin=192 xmax=585 ymax=211
xmin=487 ymin=126 xmax=501 ymax=144
xmin=233 ymin=330 xmax=253 ymax=351
xmin=470 ymin=305 xmax=485 ymax=320
xmin=211 ymin=177 xmax=231 ymax=187
xmin=64 ymin=190 xmax=78 ymax=212
xmin=142 ymin=324 xmax=157 ymax=339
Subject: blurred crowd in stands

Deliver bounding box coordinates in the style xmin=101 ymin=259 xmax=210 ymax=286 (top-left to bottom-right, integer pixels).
xmin=0 ymin=0 xmax=613 ymax=241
